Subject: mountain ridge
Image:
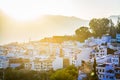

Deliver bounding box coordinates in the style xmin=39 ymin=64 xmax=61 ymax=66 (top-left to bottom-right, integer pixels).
xmin=0 ymin=11 xmax=89 ymax=44
xmin=0 ymin=10 xmax=120 ymax=44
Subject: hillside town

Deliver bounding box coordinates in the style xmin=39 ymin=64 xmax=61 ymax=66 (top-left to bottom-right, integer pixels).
xmin=1 ymin=0 xmax=120 ymax=80
xmin=0 ymin=33 xmax=120 ymax=80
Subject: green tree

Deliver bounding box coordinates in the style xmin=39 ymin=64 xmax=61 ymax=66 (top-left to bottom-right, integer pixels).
xmin=109 ymin=19 xmax=116 ymax=38
xmin=116 ymin=19 xmax=120 ymax=33
xmin=75 ymin=26 xmax=91 ymax=42
xmin=15 ymin=63 xmax=24 ymax=70
xmin=50 ymin=65 xmax=78 ymax=80
xmin=65 ymin=65 xmax=78 ymax=79
xmin=81 ymin=61 xmax=92 ymax=74
xmin=89 ymin=18 xmax=110 ymax=37
xmin=50 ymin=69 xmax=74 ymax=80
xmin=90 ymin=58 xmax=99 ymax=80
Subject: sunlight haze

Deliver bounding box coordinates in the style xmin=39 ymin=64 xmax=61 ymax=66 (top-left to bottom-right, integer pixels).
xmin=1 ymin=0 xmax=120 ymax=21
xmin=0 ymin=0 xmax=120 ymax=44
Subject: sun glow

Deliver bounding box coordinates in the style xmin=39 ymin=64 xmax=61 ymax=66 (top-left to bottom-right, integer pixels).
xmin=0 ymin=0 xmax=77 ymax=21
xmin=0 ymin=0 xmax=120 ymax=45
xmin=0 ymin=0 xmax=50 ymax=21
xmin=1 ymin=0 xmax=120 ymax=21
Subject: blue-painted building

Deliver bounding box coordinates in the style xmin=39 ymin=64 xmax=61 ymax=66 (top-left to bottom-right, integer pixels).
xmin=97 ymin=63 xmax=116 ymax=80
xmin=101 ymin=35 xmax=111 ymax=43
xmin=116 ymin=33 xmax=120 ymax=43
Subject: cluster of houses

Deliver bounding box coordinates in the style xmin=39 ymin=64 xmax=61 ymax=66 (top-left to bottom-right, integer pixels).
xmin=78 ymin=33 xmax=120 ymax=80
xmin=0 ymin=33 xmax=120 ymax=80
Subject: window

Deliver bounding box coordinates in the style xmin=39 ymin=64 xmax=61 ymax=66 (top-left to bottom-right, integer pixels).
xmin=103 ymin=75 xmax=104 ymax=78
xmin=110 ymin=77 xmax=113 ymax=79
xmin=96 ymin=54 xmax=98 ymax=57
xmin=103 ymin=69 xmax=104 ymax=72
xmin=106 ymin=76 xmax=108 ymax=78
xmin=100 ymin=75 xmax=101 ymax=78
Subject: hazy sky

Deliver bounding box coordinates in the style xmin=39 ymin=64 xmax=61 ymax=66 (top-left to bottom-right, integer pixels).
xmin=0 ymin=0 xmax=120 ymax=45
xmin=0 ymin=0 xmax=120 ymax=21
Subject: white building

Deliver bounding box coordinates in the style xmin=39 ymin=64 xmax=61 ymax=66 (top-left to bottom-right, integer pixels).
xmin=76 ymin=48 xmax=92 ymax=66
xmin=32 ymin=58 xmax=53 ymax=71
xmin=25 ymin=56 xmax=63 ymax=71
xmin=85 ymin=37 xmax=100 ymax=46
xmin=90 ymin=45 xmax=107 ymax=59
xmin=52 ymin=56 xmax=63 ymax=70
xmin=0 ymin=46 xmax=5 ymax=55
xmin=0 ymin=56 xmax=9 ymax=69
